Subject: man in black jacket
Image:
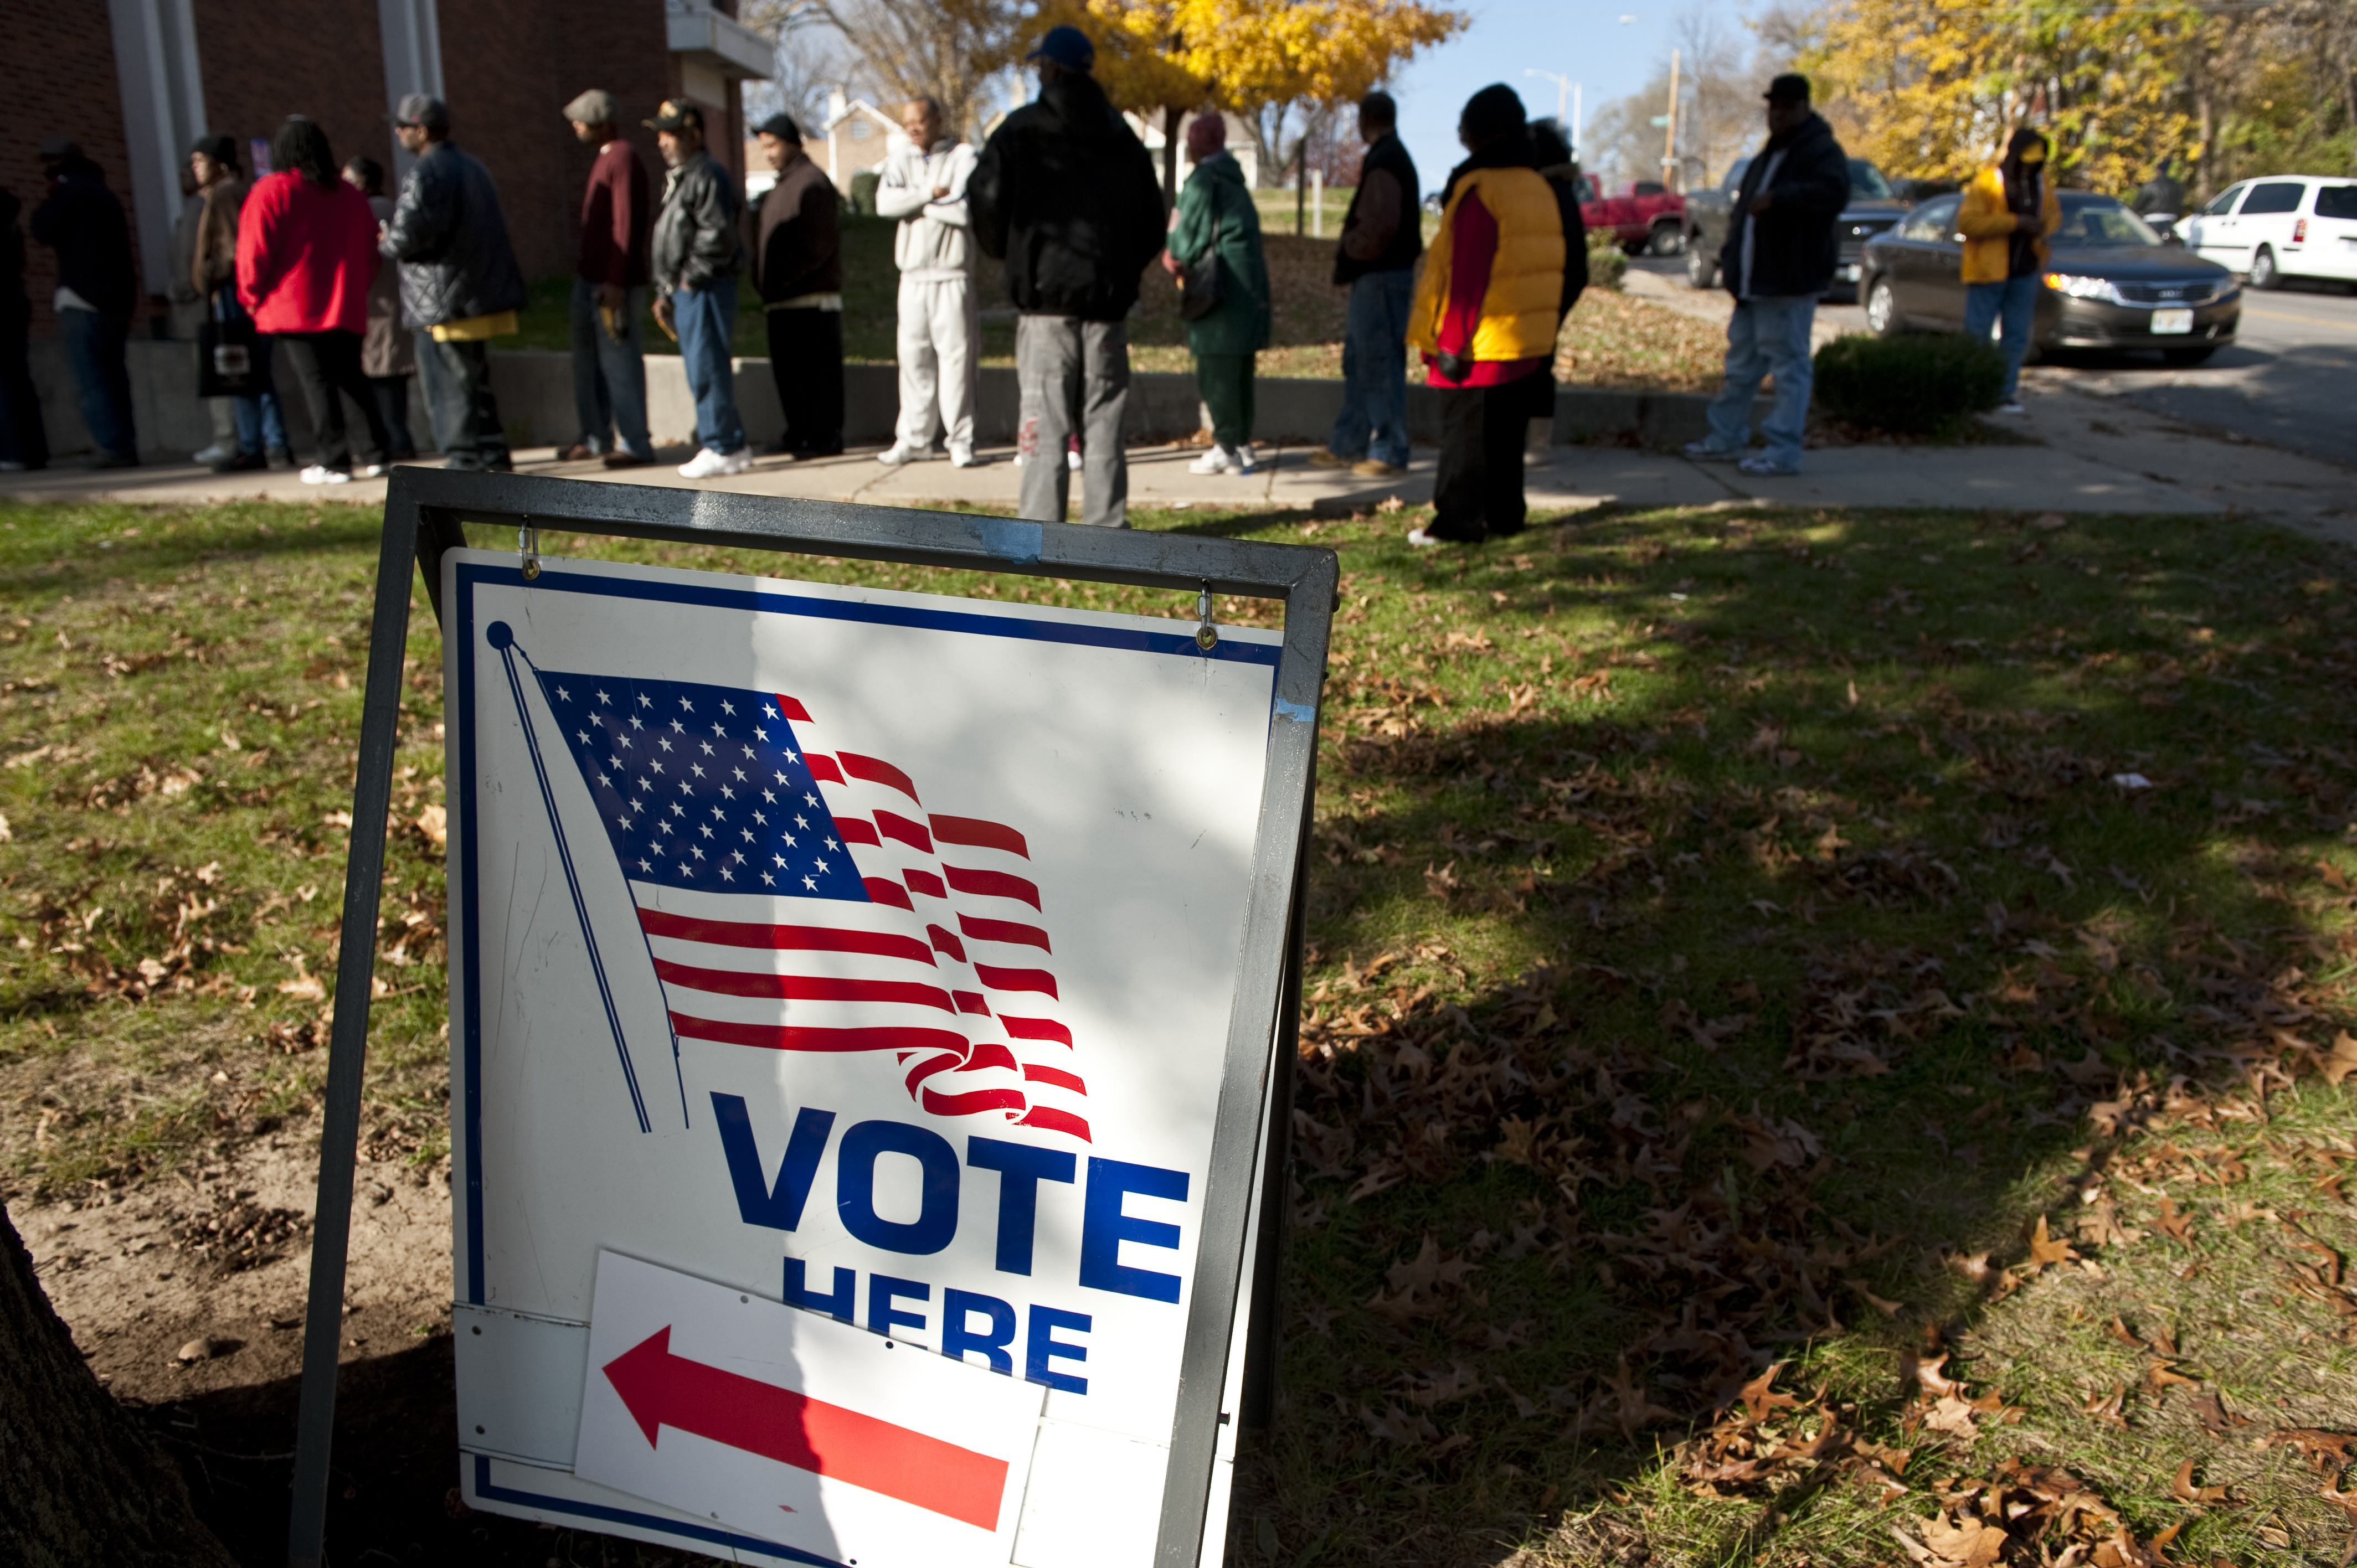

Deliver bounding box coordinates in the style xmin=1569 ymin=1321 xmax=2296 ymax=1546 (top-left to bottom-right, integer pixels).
xmin=971 ymin=25 xmax=1164 ymax=528
xmin=30 ymin=138 xmax=138 ymax=467
xmin=382 ymin=95 xmax=527 ymax=471
xmin=1313 ymin=91 xmax=1421 ymax=479
xmin=648 ymin=99 xmax=749 ymax=479
xmin=751 ymin=114 xmax=843 ymax=461
xmin=1685 ymin=73 xmax=1849 ymax=477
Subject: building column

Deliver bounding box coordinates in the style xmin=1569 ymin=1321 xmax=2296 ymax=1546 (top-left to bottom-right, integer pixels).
xmin=106 ymin=0 xmax=208 ymax=302
xmin=378 ymin=0 xmax=445 ymax=180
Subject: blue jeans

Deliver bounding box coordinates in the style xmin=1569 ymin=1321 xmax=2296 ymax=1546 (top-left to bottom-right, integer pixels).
xmin=1703 ymin=296 xmax=1815 ymax=471
xmin=672 ymin=280 xmax=743 ymax=456
xmin=1963 ymin=276 xmax=2039 ymax=400
xmin=213 ymin=292 xmax=287 ymax=456
xmin=570 ymin=277 xmax=651 ymax=456
xmin=1330 ymin=268 xmax=1413 ymax=466
xmin=60 ymin=307 xmax=137 ymax=460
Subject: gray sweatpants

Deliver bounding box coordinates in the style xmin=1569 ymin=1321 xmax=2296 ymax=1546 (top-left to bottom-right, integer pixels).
xmin=1016 ymin=314 xmax=1130 ymax=529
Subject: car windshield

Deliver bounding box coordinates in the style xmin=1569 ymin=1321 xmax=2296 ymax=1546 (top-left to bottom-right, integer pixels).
xmin=1849 ymin=160 xmax=1893 ymax=199
xmin=2053 ymin=199 xmax=2163 ymax=246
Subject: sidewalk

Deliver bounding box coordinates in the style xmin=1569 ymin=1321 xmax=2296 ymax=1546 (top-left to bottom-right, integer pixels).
xmin=3 ymin=384 xmax=2350 ymax=545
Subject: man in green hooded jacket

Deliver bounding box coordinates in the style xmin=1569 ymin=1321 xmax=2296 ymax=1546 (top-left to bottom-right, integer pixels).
xmin=1162 ymin=114 xmax=1270 ymax=475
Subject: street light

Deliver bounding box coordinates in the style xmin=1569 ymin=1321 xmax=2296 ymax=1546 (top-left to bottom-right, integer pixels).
xmin=1523 ymin=69 xmax=1582 ymax=162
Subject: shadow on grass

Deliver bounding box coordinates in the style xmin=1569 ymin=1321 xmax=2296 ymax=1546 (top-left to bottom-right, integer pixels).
xmin=1228 ymin=503 xmax=2357 ymax=1565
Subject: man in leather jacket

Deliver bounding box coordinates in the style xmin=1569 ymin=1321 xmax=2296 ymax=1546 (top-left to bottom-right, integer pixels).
xmin=381 ymin=93 xmax=526 ymax=471
xmin=647 ymin=99 xmax=749 ymax=478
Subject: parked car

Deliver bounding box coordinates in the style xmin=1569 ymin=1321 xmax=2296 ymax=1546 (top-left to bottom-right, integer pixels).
xmin=1682 ymin=158 xmax=1907 ymax=300
xmin=1859 ymin=190 xmax=2239 ymax=364
xmin=1574 ymin=176 xmax=1686 ymax=255
xmin=2180 ymin=174 xmax=2357 ymax=290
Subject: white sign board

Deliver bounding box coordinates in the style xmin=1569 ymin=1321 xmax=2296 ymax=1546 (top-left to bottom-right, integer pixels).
xmin=442 ymin=549 xmax=1286 ymax=1567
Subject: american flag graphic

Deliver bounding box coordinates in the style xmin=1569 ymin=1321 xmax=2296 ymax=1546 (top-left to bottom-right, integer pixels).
xmin=489 ymin=625 xmax=1088 ymax=1143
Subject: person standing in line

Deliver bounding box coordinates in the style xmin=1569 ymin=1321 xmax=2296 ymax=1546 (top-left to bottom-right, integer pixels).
xmin=171 ymin=138 xmax=236 ymax=467
xmin=238 ymin=116 xmax=394 ymax=485
xmin=647 ymin=99 xmax=750 ymax=479
xmin=971 ymin=25 xmax=1165 ymax=528
xmin=30 ymin=137 xmax=138 ymax=468
xmin=1162 ymin=113 xmax=1269 ymax=476
xmin=559 ymin=89 xmax=653 ymax=467
xmin=1683 ymin=73 xmax=1849 ymax=477
xmin=382 ymin=93 xmax=527 ymax=472
xmin=193 ymin=136 xmax=292 ymax=473
xmin=0 ymin=188 xmax=48 ymax=471
xmin=874 ymin=95 xmax=980 ymax=467
xmin=1958 ymin=126 xmax=2059 ymax=417
xmin=1311 ymin=91 xmax=1422 ymax=479
xmin=749 ymin=114 xmax=845 ymax=461
xmin=1403 ymin=85 xmax=1566 ymax=547
xmin=342 ymin=156 xmax=418 ymax=461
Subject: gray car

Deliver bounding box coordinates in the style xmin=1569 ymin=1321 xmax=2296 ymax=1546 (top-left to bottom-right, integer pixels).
xmin=1682 ymin=157 xmax=1907 ymax=301
xmin=1860 ymin=190 xmax=2240 ymax=364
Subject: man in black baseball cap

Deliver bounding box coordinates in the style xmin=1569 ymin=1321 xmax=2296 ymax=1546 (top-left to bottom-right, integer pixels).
xmin=646 ymin=97 xmax=749 ymax=477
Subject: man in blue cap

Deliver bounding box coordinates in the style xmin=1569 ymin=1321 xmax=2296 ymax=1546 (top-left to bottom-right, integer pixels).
xmin=971 ymin=24 xmax=1165 ymax=528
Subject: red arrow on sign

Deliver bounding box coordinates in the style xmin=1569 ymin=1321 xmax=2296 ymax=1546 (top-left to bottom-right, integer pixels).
xmin=601 ymin=1325 xmax=1011 ymax=1531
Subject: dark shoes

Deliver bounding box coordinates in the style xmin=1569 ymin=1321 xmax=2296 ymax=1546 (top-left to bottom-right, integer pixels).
xmin=600 ymin=450 xmax=653 ymax=470
xmin=440 ymin=455 xmax=514 ymax=473
xmin=212 ymin=450 xmax=267 ymax=474
xmin=558 ymin=441 xmax=600 ymax=462
xmin=788 ymin=441 xmax=845 ymax=462
xmin=86 ymin=450 xmax=139 ymax=470
xmin=266 ymin=446 xmax=296 ymax=471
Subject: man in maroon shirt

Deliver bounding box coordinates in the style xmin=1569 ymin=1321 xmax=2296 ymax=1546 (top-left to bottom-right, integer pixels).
xmin=562 ymin=89 xmax=654 ymax=467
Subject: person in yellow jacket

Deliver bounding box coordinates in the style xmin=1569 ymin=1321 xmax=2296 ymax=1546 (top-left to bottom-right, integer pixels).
xmin=1404 ymin=84 xmax=1571 ymax=547
xmin=1958 ymin=126 xmax=2062 ymax=414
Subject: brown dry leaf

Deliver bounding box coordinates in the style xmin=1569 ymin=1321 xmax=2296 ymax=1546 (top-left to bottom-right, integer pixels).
xmin=2190 ymin=1391 xmax=2247 ymax=1435
xmin=1737 ymin=1360 xmax=1800 ymax=1423
xmin=2271 ymin=1428 xmax=2357 ymax=1471
xmin=2171 ymin=1458 xmax=2229 ymax=1504
xmin=2083 ymin=1382 xmax=2128 ymax=1428
xmin=1849 ymin=1279 xmax=1905 ymax=1318
xmin=415 ymin=803 xmax=448 ymax=849
xmin=2027 ymin=1214 xmax=2078 ymax=1270
xmin=1908 ymin=1352 xmax=1966 ymax=1399
xmin=2320 ymin=1030 xmax=2357 ymax=1087
xmin=2147 ymin=1359 xmax=2200 ymax=1393
xmin=2032 ymin=511 xmax=2070 ymax=532
xmin=2155 ymin=1197 xmax=2196 ymax=1244
xmin=1922 ymin=1395 xmax=1983 ymax=1437
xmin=276 ymin=957 xmax=327 ymax=1003
xmin=1912 ymin=1515 xmax=2008 ymax=1567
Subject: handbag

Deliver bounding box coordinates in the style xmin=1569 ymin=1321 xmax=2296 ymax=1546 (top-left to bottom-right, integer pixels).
xmin=197 ymin=294 xmax=267 ymax=399
xmin=1177 ymin=200 xmax=1227 ymax=322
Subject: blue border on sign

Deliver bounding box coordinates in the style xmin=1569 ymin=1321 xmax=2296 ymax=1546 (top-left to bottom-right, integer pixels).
xmin=455 ymin=555 xmax=1282 ymax=1305
xmin=471 ymin=1454 xmax=847 ymax=1566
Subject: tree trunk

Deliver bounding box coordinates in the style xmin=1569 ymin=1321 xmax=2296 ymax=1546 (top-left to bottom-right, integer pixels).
xmin=0 ymin=1203 xmax=238 ymax=1567
xmin=1162 ymin=105 xmax=1183 ymax=212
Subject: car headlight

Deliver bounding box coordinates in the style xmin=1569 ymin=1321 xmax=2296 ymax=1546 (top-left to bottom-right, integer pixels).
xmin=2044 ymin=272 xmax=2123 ymax=303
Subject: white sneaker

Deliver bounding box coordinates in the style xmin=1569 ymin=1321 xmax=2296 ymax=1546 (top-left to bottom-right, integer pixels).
xmin=877 ymin=442 xmax=925 ymax=467
xmin=948 ymin=445 xmax=979 ymax=468
xmin=1065 ymin=447 xmax=1082 ymax=471
xmin=299 ymin=465 xmax=351 ymax=486
xmin=1406 ymin=527 xmax=1444 ymax=548
xmin=677 ymin=446 xmax=750 ymax=479
xmin=192 ymin=442 xmax=232 ymax=467
xmin=1996 ymin=400 xmax=2027 ymax=415
xmin=1237 ymin=443 xmax=1259 ymax=474
xmin=356 ymin=463 xmax=390 ymax=479
xmin=1188 ymin=446 xmax=1236 ymax=476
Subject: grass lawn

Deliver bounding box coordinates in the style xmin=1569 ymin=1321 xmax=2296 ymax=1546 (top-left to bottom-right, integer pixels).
xmin=508 ymin=213 xmax=1726 ymax=392
xmin=4 ymin=495 xmax=2355 ymax=1566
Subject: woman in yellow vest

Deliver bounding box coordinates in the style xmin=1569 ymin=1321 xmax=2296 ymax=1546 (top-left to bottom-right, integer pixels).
xmin=1405 ymin=84 xmax=1568 ymax=548
xmin=1958 ymin=126 xmax=2062 ymax=415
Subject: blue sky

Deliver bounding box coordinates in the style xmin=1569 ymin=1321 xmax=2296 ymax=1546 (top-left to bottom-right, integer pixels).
xmin=1388 ymin=0 xmax=1681 ymax=185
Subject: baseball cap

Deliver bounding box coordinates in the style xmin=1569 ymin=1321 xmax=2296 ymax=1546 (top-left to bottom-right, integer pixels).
xmin=394 ymin=92 xmax=449 ymax=130
xmin=562 ymin=88 xmax=618 ymax=125
xmin=1764 ymin=73 xmax=1811 ymax=102
xmin=645 ymin=99 xmax=704 ymax=133
xmin=1027 ymin=24 xmax=1095 ymax=72
xmin=753 ymin=113 xmax=802 ymax=145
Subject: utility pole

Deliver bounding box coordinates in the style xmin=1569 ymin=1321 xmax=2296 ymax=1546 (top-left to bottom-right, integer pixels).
xmin=1523 ymin=68 xmax=1570 ymax=125
xmin=1660 ymin=48 xmax=1681 ymax=191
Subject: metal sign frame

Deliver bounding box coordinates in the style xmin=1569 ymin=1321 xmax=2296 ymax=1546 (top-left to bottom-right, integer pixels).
xmin=286 ymin=468 xmax=1334 ymax=1568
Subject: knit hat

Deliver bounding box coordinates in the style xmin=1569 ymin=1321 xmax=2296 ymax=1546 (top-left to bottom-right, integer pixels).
xmin=562 ymin=89 xmax=619 ymax=126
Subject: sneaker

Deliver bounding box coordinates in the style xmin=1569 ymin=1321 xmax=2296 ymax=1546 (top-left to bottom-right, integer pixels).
xmin=877 ymin=442 xmax=925 ymax=467
xmin=948 ymin=444 xmax=980 ymax=468
xmin=1996 ymin=400 xmax=2026 ymax=415
xmin=1306 ymin=447 xmax=1352 ymax=469
xmin=1188 ymin=446 xmax=1236 ymax=476
xmin=1066 ymin=446 xmax=1082 ymax=472
xmin=1351 ymin=458 xmax=1405 ymax=478
xmin=212 ymin=450 xmax=266 ymax=474
xmin=1012 ymin=451 xmax=1025 ymax=468
xmin=1236 ymin=444 xmax=1259 ymax=474
xmin=299 ymin=465 xmax=352 ymax=485
xmin=677 ymin=446 xmax=752 ymax=479
xmin=557 ymin=441 xmax=600 ymax=462
xmin=1736 ymin=455 xmax=1797 ymax=477
xmin=1682 ymin=441 xmax=1741 ymax=462
xmin=789 ymin=441 xmax=844 ymax=462
xmin=86 ymin=450 xmax=139 ymax=470
xmin=266 ymin=446 xmax=296 ymax=471
xmin=356 ymin=463 xmax=390 ymax=479
xmin=0 ymin=460 xmax=23 ymax=472
xmin=1406 ymin=527 xmax=1444 ymax=548
xmin=600 ymin=450 xmax=652 ymax=469
xmin=192 ymin=442 xmax=233 ymax=467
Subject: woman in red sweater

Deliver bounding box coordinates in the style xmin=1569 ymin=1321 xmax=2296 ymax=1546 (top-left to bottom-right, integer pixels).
xmin=237 ymin=117 xmax=393 ymax=483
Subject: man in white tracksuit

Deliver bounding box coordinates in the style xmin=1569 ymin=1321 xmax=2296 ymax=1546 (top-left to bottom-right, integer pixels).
xmin=875 ymin=96 xmax=980 ymax=467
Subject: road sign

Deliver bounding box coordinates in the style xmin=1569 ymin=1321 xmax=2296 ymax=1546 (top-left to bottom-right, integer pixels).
xmin=283 ymin=472 xmax=1334 ymax=1568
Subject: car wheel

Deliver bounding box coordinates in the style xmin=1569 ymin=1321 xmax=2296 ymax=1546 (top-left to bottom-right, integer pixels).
xmin=1684 ymin=245 xmax=1718 ymax=290
xmin=2249 ymin=246 xmax=2282 ymax=290
xmin=1865 ymin=276 xmax=1902 ymax=337
xmin=2162 ymin=345 xmax=2218 ymax=365
xmin=1649 ymin=224 xmax=1685 ymax=257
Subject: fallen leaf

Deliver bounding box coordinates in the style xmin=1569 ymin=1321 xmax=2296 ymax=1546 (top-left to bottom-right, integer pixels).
xmin=2171 ymin=1457 xmax=2228 ymax=1503
xmin=2027 ymin=1214 xmax=2078 ymax=1270
xmin=2155 ymin=1198 xmax=2195 ymax=1244
xmin=415 ymin=804 xmax=448 ymax=850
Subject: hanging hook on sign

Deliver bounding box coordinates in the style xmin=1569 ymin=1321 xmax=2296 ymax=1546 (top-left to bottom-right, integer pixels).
xmin=1194 ymin=581 xmax=1219 ymax=651
xmin=519 ymin=520 xmax=541 ymax=581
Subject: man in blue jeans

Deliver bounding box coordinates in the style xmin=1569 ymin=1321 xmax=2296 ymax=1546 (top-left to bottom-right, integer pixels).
xmin=30 ymin=138 xmax=139 ymax=468
xmin=559 ymin=89 xmax=655 ymax=467
xmin=647 ymin=100 xmax=748 ymax=480
xmin=1312 ymin=92 xmax=1421 ymax=479
xmin=1685 ymin=74 xmax=1849 ymax=477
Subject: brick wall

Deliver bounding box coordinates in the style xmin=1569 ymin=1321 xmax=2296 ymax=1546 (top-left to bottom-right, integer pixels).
xmin=550 ymin=0 xmax=673 ymax=279
xmin=0 ymin=0 xmax=147 ymax=333
xmin=191 ymin=0 xmax=393 ymax=213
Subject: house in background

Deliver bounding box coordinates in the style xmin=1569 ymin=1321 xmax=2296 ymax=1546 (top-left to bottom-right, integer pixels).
xmin=5 ymin=0 xmax=770 ymax=334
xmin=815 ymin=91 xmax=903 ymax=194
xmin=1124 ymin=110 xmax=1259 ymax=195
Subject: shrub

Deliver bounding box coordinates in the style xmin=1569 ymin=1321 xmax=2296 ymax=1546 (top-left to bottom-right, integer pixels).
xmin=1812 ymin=332 xmax=2006 ymax=437
xmin=1585 ymin=235 xmax=1629 ymax=292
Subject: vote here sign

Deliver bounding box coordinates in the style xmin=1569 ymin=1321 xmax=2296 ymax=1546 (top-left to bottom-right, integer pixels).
xmin=440 ymin=547 xmax=1287 ymax=1568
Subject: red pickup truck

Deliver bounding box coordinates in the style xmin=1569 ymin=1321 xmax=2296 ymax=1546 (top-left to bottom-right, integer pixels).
xmin=1576 ymin=177 xmax=1687 ymax=255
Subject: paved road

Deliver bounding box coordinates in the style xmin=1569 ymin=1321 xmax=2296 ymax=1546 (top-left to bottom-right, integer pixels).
xmin=1624 ymin=255 xmax=2357 ymax=468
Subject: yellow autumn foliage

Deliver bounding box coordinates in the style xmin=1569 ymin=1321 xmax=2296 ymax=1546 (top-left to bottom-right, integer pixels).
xmin=1051 ymin=0 xmax=1465 ymax=118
